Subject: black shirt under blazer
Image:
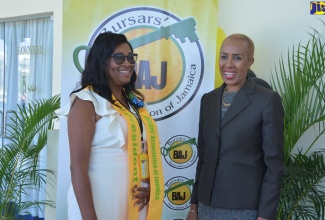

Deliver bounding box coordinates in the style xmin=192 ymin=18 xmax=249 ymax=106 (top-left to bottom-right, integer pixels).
xmin=191 ymin=77 xmax=284 ymax=220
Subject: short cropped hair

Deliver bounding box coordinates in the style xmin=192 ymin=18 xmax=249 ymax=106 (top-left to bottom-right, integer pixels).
xmin=225 ymin=34 xmax=255 ymax=61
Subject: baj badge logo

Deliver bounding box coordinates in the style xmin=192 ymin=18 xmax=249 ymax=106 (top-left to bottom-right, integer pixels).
xmin=73 ymin=7 xmax=204 ymax=121
xmin=161 ymin=135 xmax=197 ymax=169
xmin=164 ymin=176 xmax=194 ymax=210
xmin=310 ymin=2 xmax=325 ymax=14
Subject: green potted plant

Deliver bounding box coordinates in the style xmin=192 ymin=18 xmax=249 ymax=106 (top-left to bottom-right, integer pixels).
xmin=271 ymin=22 xmax=325 ymax=220
xmin=0 ymin=94 xmax=60 ymax=219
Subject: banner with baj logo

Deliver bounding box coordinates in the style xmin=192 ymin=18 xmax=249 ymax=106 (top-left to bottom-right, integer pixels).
xmin=59 ymin=1 xmax=218 ymax=219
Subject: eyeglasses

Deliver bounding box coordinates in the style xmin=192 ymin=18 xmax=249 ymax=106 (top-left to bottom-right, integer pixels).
xmin=110 ymin=53 xmax=138 ymax=65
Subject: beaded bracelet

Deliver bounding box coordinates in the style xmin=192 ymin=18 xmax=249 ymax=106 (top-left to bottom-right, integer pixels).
xmin=189 ymin=209 xmax=197 ymax=213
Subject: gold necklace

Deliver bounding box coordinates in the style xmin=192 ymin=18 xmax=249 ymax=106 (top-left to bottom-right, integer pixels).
xmin=222 ymin=86 xmax=231 ymax=107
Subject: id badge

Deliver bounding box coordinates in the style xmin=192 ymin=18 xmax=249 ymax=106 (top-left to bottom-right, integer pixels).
xmin=139 ymin=153 xmax=149 ymax=180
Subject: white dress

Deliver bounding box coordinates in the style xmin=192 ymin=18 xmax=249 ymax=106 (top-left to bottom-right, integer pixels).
xmin=57 ymin=89 xmax=147 ymax=220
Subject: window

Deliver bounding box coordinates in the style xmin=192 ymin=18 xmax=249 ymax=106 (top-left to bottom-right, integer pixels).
xmin=0 ymin=15 xmax=53 ymax=219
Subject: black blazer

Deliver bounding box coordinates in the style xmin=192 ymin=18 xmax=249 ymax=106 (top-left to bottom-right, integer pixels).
xmin=191 ymin=77 xmax=284 ymax=220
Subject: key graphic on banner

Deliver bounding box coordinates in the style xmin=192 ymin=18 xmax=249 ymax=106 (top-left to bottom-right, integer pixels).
xmin=73 ymin=18 xmax=199 ymax=73
xmin=129 ymin=17 xmax=199 ymax=48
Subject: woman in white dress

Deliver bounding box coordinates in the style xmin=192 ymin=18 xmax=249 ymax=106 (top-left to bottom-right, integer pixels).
xmin=58 ymin=32 xmax=164 ymax=220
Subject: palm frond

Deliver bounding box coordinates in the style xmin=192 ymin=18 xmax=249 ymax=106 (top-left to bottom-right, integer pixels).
xmin=0 ymin=94 xmax=60 ymax=219
xmin=271 ymin=24 xmax=325 ymax=219
xmin=271 ymin=32 xmax=325 ymax=159
xmin=277 ymin=152 xmax=325 ymax=220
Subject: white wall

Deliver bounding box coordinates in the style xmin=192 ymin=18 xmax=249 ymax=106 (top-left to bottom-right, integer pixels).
xmin=46 ymin=129 xmax=60 ymax=220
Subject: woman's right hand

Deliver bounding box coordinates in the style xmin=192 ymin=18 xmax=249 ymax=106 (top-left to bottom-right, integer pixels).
xmin=186 ymin=204 xmax=198 ymax=220
xmin=132 ymin=184 xmax=150 ymax=211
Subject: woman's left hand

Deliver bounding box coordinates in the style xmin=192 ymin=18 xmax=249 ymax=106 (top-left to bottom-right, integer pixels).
xmin=132 ymin=179 xmax=150 ymax=211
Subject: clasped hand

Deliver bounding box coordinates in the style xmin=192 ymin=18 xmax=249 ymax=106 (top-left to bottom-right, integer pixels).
xmin=132 ymin=179 xmax=150 ymax=211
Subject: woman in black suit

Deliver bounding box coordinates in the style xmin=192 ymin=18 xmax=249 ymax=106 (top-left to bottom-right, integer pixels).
xmin=187 ymin=34 xmax=284 ymax=220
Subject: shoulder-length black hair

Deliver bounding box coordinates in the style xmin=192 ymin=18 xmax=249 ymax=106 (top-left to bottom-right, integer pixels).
xmin=72 ymin=31 xmax=143 ymax=103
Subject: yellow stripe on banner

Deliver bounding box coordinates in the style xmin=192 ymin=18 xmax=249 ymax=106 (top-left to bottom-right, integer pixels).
xmin=215 ymin=27 xmax=226 ymax=88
